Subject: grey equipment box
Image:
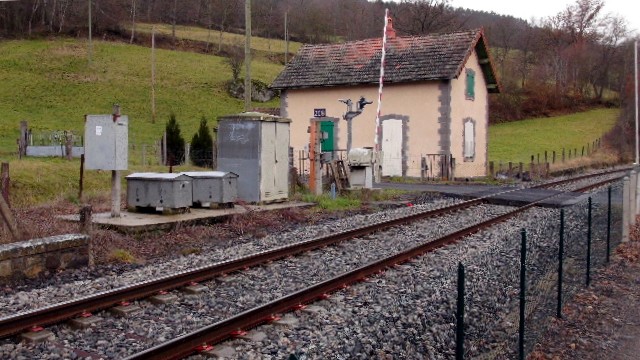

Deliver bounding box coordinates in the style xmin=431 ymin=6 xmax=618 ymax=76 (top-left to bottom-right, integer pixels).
xmin=217 ymin=112 xmax=290 ymax=203
xmin=84 ymin=114 xmax=128 ymax=170
xmin=126 ymin=173 xmax=192 ymax=212
xmin=181 ymin=171 xmax=238 ymax=208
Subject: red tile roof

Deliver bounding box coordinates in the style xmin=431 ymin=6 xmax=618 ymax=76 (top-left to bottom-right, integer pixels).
xmin=271 ymin=29 xmax=499 ymax=93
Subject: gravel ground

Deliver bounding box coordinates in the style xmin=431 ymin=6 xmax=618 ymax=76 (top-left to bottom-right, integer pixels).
xmin=0 ymin=172 xmax=629 ymax=359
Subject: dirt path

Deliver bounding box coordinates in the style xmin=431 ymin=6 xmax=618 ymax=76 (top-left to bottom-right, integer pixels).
xmin=530 ymin=227 xmax=640 ymax=359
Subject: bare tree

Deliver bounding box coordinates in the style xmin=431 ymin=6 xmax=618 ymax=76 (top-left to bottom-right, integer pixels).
xmin=395 ymin=0 xmax=461 ymax=35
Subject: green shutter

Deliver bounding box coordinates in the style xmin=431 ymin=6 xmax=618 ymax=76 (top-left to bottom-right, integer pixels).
xmin=466 ymin=70 xmax=475 ymax=99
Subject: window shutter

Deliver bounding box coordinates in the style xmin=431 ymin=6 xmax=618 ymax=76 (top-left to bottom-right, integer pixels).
xmin=464 ymin=121 xmax=475 ymax=159
xmin=466 ymin=70 xmax=475 ymax=99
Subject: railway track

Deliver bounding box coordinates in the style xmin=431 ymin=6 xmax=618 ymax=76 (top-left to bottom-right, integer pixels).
xmin=0 ymin=168 xmax=627 ymax=359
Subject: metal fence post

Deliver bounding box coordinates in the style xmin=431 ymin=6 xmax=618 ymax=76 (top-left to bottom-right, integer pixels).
xmin=623 ymin=176 xmax=630 ymax=242
xmin=519 ymin=229 xmax=527 ymax=360
xmin=607 ymin=186 xmax=612 ymax=263
xmin=586 ymin=197 xmax=592 ymax=287
xmin=557 ymin=209 xmax=564 ymax=318
xmin=630 ymin=170 xmax=637 ymax=226
xmin=456 ymin=262 xmax=465 ymax=360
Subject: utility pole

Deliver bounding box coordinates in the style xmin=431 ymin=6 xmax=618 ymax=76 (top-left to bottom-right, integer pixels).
xmin=88 ymin=0 xmax=92 ymax=65
xmin=635 ymin=39 xmax=638 ymax=165
xmin=284 ymin=10 xmax=289 ymax=64
xmin=151 ymin=26 xmax=157 ymax=124
xmin=244 ymin=0 xmax=252 ymax=112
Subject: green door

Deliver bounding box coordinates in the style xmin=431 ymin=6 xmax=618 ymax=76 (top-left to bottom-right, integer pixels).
xmin=320 ymin=121 xmax=334 ymax=152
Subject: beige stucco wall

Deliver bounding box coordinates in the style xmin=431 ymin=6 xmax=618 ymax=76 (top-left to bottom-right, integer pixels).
xmin=280 ymin=48 xmax=490 ymax=178
xmin=450 ymin=51 xmax=489 ymax=178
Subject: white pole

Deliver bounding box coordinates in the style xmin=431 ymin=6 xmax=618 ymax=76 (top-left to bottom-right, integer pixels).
xmin=635 ymin=40 xmax=638 ymax=165
xmin=374 ymin=9 xmax=389 ymax=152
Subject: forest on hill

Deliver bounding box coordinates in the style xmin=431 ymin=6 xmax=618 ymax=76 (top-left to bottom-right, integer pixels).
xmin=0 ymin=0 xmax=637 ymax=125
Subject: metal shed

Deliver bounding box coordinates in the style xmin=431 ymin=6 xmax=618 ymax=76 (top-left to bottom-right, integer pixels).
xmin=181 ymin=171 xmax=238 ymax=208
xmin=217 ymin=112 xmax=290 ymax=203
xmin=126 ymin=173 xmax=192 ymax=212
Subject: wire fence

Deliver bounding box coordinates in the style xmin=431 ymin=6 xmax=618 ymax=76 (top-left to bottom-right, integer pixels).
xmin=457 ymin=181 xmax=624 ymax=359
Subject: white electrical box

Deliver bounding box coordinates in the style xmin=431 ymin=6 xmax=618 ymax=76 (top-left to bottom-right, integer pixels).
xmin=84 ymin=114 xmax=128 ymax=170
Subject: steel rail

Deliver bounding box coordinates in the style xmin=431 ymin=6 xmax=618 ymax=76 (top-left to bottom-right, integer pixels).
xmin=125 ymin=175 xmax=624 ymax=360
xmin=0 ymin=169 xmax=624 ymax=341
xmin=0 ymin=198 xmax=484 ymax=338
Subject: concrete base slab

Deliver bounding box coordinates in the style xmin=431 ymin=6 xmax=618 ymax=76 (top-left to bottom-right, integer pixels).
xmin=182 ymin=284 xmax=208 ymax=295
xmin=68 ymin=315 xmax=103 ymax=329
xmin=58 ymin=202 xmax=314 ymax=233
xmin=149 ymin=293 xmax=178 ymax=305
xmin=21 ymin=329 xmax=54 ymax=343
xmin=273 ymin=314 xmax=299 ymax=327
xmin=110 ymin=304 xmax=142 ymax=317
xmin=201 ymin=345 xmax=236 ymax=358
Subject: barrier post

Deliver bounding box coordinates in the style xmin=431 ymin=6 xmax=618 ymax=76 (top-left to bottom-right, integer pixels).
xmin=557 ymin=209 xmax=565 ymax=318
xmin=456 ymin=262 xmax=465 ymax=360
xmin=519 ymin=229 xmax=527 ymax=360
xmin=586 ymin=197 xmax=592 ymax=286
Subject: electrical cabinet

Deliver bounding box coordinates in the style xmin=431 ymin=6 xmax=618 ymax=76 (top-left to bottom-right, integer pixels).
xmin=217 ymin=112 xmax=290 ymax=203
xmin=84 ymin=114 xmax=128 ymax=170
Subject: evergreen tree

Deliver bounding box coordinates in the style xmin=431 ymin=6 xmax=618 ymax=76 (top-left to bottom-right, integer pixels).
xmin=165 ymin=114 xmax=185 ymax=165
xmin=190 ymin=116 xmax=214 ymax=167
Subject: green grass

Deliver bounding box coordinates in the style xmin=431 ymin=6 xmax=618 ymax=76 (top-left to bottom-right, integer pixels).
xmin=488 ymin=108 xmax=619 ymax=164
xmin=0 ymin=38 xmax=283 ymax=157
xmin=134 ymin=23 xmax=302 ymax=55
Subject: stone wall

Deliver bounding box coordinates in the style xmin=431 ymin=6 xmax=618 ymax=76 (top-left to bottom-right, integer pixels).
xmin=0 ymin=234 xmax=89 ymax=284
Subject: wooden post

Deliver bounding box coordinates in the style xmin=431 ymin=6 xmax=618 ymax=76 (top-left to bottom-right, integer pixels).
xmin=80 ymin=205 xmax=94 ymax=268
xmin=1 ymin=163 xmax=9 ymax=208
xmin=537 ymin=153 xmax=540 ymax=164
xmin=582 ymin=146 xmax=585 ymax=157
xmin=562 ymin=148 xmax=565 ymax=162
xmin=552 ymin=151 xmax=556 ymax=164
xmin=489 ymin=161 xmax=494 ymax=178
xmin=519 ymin=162 xmax=523 ymax=179
xmin=508 ymin=162 xmax=513 ymax=178
xmin=544 ymin=151 xmax=548 ymax=163
xmin=65 ymin=132 xmax=73 ymax=160
xmin=19 ymin=121 xmax=28 ymax=158
xmin=79 ymin=154 xmax=85 ymax=201
xmin=0 ymin=163 xmax=23 ymax=242
xmin=0 ymin=195 xmax=22 ymax=242
xmin=80 ymin=205 xmax=93 ymax=234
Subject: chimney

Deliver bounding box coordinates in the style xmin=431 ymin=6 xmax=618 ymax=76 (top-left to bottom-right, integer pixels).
xmin=386 ymin=17 xmax=396 ymax=39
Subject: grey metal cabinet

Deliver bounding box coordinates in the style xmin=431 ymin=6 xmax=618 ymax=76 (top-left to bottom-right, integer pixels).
xmin=181 ymin=171 xmax=238 ymax=207
xmin=217 ymin=112 xmax=290 ymax=203
xmin=126 ymin=173 xmax=192 ymax=211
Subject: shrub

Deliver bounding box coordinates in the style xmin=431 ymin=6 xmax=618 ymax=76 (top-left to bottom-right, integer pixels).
xmin=165 ymin=114 xmax=185 ymax=165
xmin=190 ymin=116 xmax=214 ymax=167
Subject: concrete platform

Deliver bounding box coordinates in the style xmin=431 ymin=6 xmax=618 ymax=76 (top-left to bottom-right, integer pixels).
xmin=375 ymin=182 xmax=586 ymax=208
xmin=59 ymin=202 xmax=314 ymax=233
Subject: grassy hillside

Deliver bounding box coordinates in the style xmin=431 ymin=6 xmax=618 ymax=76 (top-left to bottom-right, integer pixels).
xmin=0 ymin=38 xmax=283 ymax=157
xmin=488 ymin=108 xmax=619 ymax=164
xmin=133 ymin=23 xmax=303 ymax=55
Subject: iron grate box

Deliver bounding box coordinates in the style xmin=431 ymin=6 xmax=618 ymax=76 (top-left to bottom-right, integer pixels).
xmin=126 ymin=173 xmax=192 ymax=209
xmin=181 ymin=171 xmax=238 ymax=207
